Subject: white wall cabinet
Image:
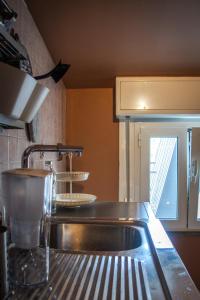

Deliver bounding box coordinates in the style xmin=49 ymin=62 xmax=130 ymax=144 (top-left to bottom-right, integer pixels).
xmin=116 ymin=77 xmax=200 ymax=120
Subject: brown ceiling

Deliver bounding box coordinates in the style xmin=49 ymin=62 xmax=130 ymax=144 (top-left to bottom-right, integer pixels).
xmin=26 ymin=0 xmax=200 ymax=88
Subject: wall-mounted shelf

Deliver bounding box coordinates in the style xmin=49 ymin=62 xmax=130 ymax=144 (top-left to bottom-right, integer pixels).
xmin=0 ymin=113 xmax=25 ymax=129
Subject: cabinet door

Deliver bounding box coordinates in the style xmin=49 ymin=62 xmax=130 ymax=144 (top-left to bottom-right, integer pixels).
xmin=116 ymin=77 xmax=200 ymax=119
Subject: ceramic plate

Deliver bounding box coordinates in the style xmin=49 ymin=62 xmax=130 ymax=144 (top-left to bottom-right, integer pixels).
xmin=56 ymin=172 xmax=89 ymax=182
xmin=56 ymin=193 xmax=96 ymax=207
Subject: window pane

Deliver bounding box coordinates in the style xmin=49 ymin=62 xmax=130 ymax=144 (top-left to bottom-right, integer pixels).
xmin=150 ymin=137 xmax=178 ymax=219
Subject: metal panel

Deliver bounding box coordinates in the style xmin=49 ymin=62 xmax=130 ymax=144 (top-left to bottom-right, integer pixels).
xmin=10 ymin=253 xmax=152 ymax=300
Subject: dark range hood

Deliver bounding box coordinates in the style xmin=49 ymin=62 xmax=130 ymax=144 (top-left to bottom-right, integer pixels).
xmin=0 ymin=0 xmax=31 ymax=128
xmin=0 ymin=0 xmax=70 ymax=131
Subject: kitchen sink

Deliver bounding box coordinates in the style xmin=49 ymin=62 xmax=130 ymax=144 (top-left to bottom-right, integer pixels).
xmin=50 ymin=223 xmax=142 ymax=252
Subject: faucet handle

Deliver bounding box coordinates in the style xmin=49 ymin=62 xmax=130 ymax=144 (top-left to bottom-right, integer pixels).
xmin=56 ymin=143 xmax=83 ymax=160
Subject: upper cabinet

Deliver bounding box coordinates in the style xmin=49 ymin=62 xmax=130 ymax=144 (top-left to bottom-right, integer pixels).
xmin=116 ymin=77 xmax=200 ymax=120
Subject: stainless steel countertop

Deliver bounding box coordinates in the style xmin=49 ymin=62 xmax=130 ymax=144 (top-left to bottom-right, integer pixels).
xmin=51 ymin=201 xmax=200 ymax=299
xmin=10 ymin=201 xmax=200 ymax=299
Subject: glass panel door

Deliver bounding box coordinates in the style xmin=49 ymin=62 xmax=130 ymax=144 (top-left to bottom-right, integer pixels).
xmin=150 ymin=137 xmax=178 ymax=219
xmin=140 ymin=125 xmax=187 ymax=229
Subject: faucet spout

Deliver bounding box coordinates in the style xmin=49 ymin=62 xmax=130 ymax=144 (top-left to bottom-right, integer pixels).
xmin=22 ymin=144 xmax=83 ymax=168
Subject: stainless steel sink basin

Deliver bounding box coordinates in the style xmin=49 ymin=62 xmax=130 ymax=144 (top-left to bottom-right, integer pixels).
xmin=50 ymin=223 xmax=142 ymax=252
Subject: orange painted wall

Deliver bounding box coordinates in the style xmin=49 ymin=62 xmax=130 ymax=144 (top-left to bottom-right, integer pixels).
xmin=66 ymin=88 xmax=119 ymax=201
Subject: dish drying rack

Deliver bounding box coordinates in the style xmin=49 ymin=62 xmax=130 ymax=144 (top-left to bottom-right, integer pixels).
xmin=55 ymin=152 xmax=96 ymax=207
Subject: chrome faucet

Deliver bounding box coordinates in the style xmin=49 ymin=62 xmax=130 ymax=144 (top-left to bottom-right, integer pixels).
xmin=22 ymin=143 xmax=83 ymax=168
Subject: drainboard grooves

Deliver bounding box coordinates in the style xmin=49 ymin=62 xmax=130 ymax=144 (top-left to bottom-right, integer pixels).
xmin=138 ymin=261 xmax=152 ymax=300
xmin=74 ymin=255 xmax=94 ymax=300
xmin=84 ymin=255 xmax=100 ymax=300
xmin=43 ymin=253 xmax=75 ymax=300
xmin=127 ymin=257 xmax=134 ymax=300
xmin=53 ymin=254 xmax=82 ymax=299
xmin=102 ymin=256 xmax=112 ymax=299
xmin=31 ymin=252 xmax=67 ymax=300
xmin=10 ymin=253 xmax=152 ymax=300
xmin=65 ymin=255 xmax=88 ymax=300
